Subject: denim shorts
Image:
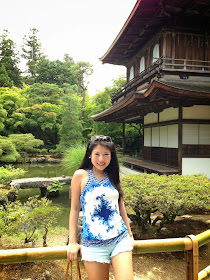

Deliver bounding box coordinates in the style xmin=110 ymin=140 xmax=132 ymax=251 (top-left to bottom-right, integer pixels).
xmin=81 ymin=234 xmax=133 ymax=264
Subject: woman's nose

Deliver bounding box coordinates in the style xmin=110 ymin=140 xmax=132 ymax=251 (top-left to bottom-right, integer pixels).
xmin=99 ymin=155 xmax=104 ymax=161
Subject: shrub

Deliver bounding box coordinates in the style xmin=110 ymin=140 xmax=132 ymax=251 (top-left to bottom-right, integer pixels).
xmin=19 ymin=196 xmax=60 ymax=246
xmin=8 ymin=133 xmax=44 ymax=153
xmin=0 ymin=138 xmax=20 ymax=162
xmin=0 ymin=165 xmax=25 ymax=185
xmin=122 ymin=173 xmax=210 ymax=233
xmin=48 ymin=180 xmax=64 ymax=192
xmin=0 ymin=196 xmax=60 ymax=246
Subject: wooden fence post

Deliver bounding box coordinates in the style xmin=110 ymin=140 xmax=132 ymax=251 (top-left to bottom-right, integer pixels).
xmin=185 ymin=235 xmax=199 ymax=280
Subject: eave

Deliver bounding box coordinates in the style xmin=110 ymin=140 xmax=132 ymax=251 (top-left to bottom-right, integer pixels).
xmin=100 ymin=0 xmax=210 ymax=66
xmin=91 ymin=80 xmax=210 ymax=123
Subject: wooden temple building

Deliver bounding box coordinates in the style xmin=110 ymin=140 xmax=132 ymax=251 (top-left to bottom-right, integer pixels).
xmin=92 ymin=0 xmax=210 ymax=177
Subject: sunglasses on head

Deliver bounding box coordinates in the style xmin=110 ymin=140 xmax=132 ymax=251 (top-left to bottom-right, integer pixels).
xmin=91 ymin=135 xmax=112 ymax=142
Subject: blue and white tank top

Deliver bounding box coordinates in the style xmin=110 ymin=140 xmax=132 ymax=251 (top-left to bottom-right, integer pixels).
xmin=80 ymin=169 xmax=128 ymax=247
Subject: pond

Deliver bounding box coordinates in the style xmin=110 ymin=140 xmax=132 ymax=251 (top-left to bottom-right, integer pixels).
xmin=12 ymin=163 xmax=71 ymax=229
xmin=13 ymin=163 xmax=141 ymax=229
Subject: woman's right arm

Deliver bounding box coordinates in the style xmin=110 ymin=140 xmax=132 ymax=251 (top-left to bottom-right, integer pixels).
xmin=67 ymin=170 xmax=83 ymax=261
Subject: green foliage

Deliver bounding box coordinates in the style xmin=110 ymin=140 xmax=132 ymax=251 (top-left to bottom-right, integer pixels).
xmin=0 ymin=200 xmax=23 ymax=237
xmin=0 ymin=138 xmax=20 ymax=162
xmin=47 ymin=180 xmax=65 ymax=193
xmin=57 ymin=95 xmax=83 ymax=152
xmin=0 ymin=64 xmax=13 ymax=87
xmin=17 ymin=103 xmax=61 ymax=146
xmin=19 ymin=196 xmax=59 ymax=246
xmin=122 ymin=173 xmax=210 ymax=233
xmin=0 ymin=30 xmax=22 ymax=87
xmin=26 ymin=83 xmax=64 ymax=105
xmin=21 ymin=28 xmax=45 ymax=77
xmin=0 ymin=103 xmax=7 ymax=131
xmin=8 ymin=133 xmax=43 ymax=153
xmin=0 ymin=165 xmax=25 ymax=184
xmin=0 ymin=196 xmax=60 ymax=246
xmin=36 ymin=57 xmax=78 ymax=87
xmin=0 ymin=86 xmax=27 ymax=135
xmin=62 ymin=145 xmax=86 ymax=174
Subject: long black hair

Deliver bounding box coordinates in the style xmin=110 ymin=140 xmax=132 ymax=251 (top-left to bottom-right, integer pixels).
xmin=79 ymin=135 xmax=123 ymax=198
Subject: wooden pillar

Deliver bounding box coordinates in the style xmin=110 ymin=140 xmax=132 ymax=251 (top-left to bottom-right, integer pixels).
xmin=178 ymin=106 xmax=183 ymax=174
xmin=122 ymin=122 xmax=125 ymax=155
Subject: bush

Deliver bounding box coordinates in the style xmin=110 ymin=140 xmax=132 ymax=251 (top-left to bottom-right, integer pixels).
xmin=8 ymin=133 xmax=44 ymax=153
xmin=122 ymin=173 xmax=210 ymax=233
xmin=0 ymin=165 xmax=25 ymax=185
xmin=0 ymin=196 xmax=60 ymax=246
xmin=62 ymin=145 xmax=86 ymax=175
xmin=0 ymin=138 xmax=20 ymax=162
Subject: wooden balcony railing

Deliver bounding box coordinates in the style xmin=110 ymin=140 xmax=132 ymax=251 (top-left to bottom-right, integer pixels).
xmin=0 ymin=229 xmax=210 ymax=280
xmin=112 ymin=57 xmax=210 ymax=104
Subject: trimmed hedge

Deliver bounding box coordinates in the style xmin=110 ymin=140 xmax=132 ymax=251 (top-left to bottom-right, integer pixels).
xmin=122 ymin=173 xmax=210 ymax=232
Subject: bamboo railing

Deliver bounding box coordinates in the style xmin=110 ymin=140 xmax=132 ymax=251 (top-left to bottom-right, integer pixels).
xmin=0 ymin=229 xmax=210 ymax=280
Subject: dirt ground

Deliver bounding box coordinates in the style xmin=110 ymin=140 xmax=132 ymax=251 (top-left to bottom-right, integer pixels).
xmin=0 ymin=215 xmax=209 ymax=280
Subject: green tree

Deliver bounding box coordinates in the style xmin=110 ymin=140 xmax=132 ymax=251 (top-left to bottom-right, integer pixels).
xmin=0 ymin=30 xmax=22 ymax=87
xmin=57 ymin=95 xmax=83 ymax=152
xmin=19 ymin=196 xmax=59 ymax=246
xmin=25 ymin=82 xmax=64 ymax=105
xmin=8 ymin=133 xmax=43 ymax=153
xmin=36 ymin=57 xmax=78 ymax=87
xmin=0 ymin=138 xmax=20 ymax=162
xmin=72 ymin=61 xmax=93 ymax=120
xmin=21 ymin=28 xmax=45 ymax=78
xmin=0 ymin=87 xmax=27 ymax=135
xmin=0 ymin=64 xmax=13 ymax=87
xmin=18 ymin=103 xmax=61 ymax=147
xmin=0 ymin=104 xmax=7 ymax=131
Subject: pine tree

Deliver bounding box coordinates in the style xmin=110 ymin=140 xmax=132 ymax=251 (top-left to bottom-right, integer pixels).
xmin=0 ymin=30 xmax=22 ymax=87
xmin=0 ymin=64 xmax=13 ymax=87
xmin=21 ymin=28 xmax=45 ymax=77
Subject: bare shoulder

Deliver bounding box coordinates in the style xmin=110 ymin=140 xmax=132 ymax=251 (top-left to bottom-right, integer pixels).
xmin=72 ymin=169 xmax=88 ymax=191
xmin=72 ymin=169 xmax=88 ymax=183
xmin=73 ymin=169 xmax=87 ymax=179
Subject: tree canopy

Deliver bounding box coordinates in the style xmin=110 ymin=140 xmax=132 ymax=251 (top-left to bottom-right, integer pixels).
xmin=0 ymin=28 xmax=142 ymax=161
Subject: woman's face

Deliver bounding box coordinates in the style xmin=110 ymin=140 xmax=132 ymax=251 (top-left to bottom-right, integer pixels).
xmin=90 ymin=144 xmax=111 ymax=172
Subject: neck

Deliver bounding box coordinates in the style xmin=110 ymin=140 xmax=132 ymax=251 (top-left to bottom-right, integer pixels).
xmin=92 ymin=167 xmax=105 ymax=179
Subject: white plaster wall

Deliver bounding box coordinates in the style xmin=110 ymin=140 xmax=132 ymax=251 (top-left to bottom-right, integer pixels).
xmin=183 ymin=105 xmax=210 ymax=119
xmin=144 ymin=128 xmax=151 ymax=146
xmin=152 ymin=127 xmax=160 ymax=147
xmin=182 ymin=158 xmax=210 ymax=178
xmin=183 ymin=124 xmax=210 ymax=144
xmin=199 ymin=124 xmax=210 ymax=144
xmin=168 ymin=124 xmax=178 ymax=148
xmin=160 ymin=126 xmax=168 ymax=147
xmin=144 ymin=113 xmax=158 ymax=124
xmin=183 ymin=124 xmax=199 ymax=144
xmin=159 ymin=108 xmax=178 ymax=122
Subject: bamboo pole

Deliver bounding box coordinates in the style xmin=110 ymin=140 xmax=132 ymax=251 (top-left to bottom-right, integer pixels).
xmin=0 ymin=230 xmax=209 ymax=265
xmin=0 ymin=246 xmax=67 ymax=264
xmin=133 ymin=237 xmax=191 ymax=254
xmin=198 ymin=265 xmax=210 ymax=280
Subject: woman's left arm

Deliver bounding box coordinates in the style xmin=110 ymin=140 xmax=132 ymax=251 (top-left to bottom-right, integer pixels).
xmin=119 ymin=196 xmax=133 ymax=240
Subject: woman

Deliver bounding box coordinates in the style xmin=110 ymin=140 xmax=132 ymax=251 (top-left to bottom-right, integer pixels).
xmin=67 ymin=135 xmax=134 ymax=280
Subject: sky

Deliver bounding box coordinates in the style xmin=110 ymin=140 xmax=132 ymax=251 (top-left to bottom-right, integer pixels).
xmin=0 ymin=0 xmax=137 ymax=96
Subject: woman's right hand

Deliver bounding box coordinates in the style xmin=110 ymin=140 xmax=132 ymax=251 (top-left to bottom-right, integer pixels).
xmin=67 ymin=242 xmax=81 ymax=262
